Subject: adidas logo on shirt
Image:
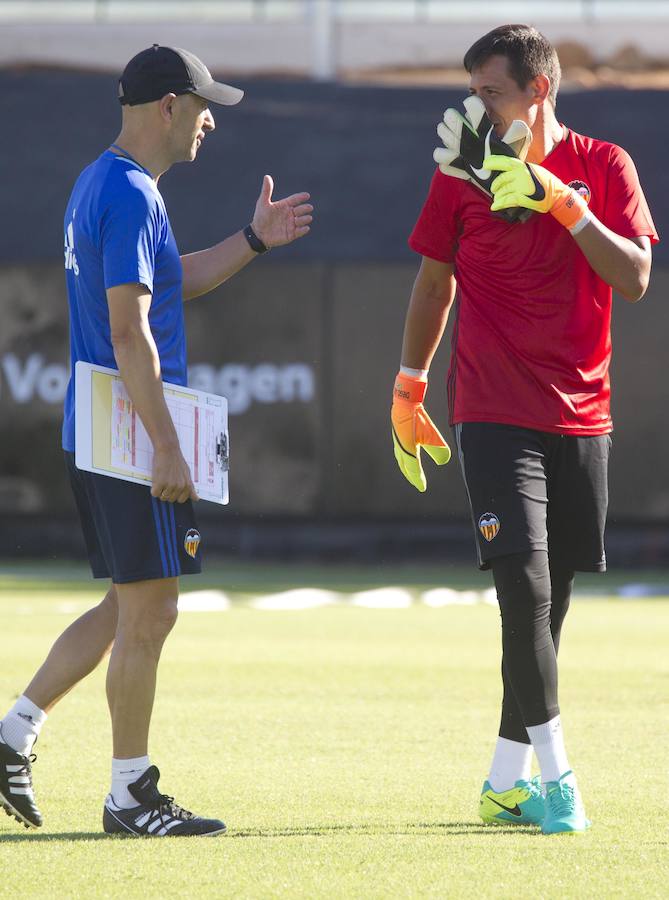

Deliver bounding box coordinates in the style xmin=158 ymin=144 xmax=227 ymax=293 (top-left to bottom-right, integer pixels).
xmin=64 ymin=219 xmax=79 ymax=275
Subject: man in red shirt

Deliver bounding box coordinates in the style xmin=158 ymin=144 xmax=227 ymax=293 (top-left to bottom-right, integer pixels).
xmin=391 ymin=25 xmax=657 ymax=834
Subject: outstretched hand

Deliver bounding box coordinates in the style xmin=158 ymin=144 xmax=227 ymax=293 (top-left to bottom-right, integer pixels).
xmin=251 ymin=175 xmax=313 ymax=248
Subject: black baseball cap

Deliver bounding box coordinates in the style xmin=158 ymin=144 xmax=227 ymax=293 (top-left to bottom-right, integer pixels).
xmin=118 ymin=45 xmax=244 ymax=107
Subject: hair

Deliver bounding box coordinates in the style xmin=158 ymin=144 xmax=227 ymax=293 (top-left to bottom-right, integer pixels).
xmin=463 ymin=24 xmax=561 ymax=107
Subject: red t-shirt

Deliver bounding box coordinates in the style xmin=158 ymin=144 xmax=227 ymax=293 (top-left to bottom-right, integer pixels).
xmin=409 ymin=128 xmax=659 ymax=434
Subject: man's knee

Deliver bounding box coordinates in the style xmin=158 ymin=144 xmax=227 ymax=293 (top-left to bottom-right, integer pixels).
xmin=115 ymin=580 xmax=179 ymax=645
xmin=492 ymin=550 xmax=552 ymax=633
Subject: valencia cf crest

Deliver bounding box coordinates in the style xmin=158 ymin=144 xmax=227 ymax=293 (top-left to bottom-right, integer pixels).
xmin=184 ymin=528 xmax=201 ymax=558
xmin=567 ymin=180 xmax=591 ymax=205
xmin=478 ymin=513 xmax=500 ymax=543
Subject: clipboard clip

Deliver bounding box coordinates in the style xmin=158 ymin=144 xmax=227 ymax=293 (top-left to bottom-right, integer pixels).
xmin=216 ymin=432 xmax=230 ymax=472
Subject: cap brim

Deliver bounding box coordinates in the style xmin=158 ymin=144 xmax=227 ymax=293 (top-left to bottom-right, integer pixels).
xmin=195 ymin=80 xmax=244 ymax=106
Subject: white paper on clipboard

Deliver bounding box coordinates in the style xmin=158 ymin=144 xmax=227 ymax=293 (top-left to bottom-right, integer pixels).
xmin=74 ymin=361 xmax=229 ymax=505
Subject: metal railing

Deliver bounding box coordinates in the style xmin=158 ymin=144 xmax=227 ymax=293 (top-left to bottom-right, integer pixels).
xmin=1 ymin=1 xmax=667 ymax=23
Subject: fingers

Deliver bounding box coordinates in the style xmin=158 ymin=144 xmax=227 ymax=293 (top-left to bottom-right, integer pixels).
xmin=490 ymin=171 xmax=517 ymax=193
xmin=433 ymin=146 xmax=459 ymax=166
xmin=286 ymin=192 xmax=311 ymax=207
xmin=490 ymin=192 xmax=524 ymax=212
xmin=175 ymin=476 xmax=198 ymax=504
xmin=482 ymin=154 xmax=517 ymax=173
xmin=151 ymin=482 xmax=197 ymax=504
xmin=443 ymin=109 xmax=465 ymax=138
xmin=261 ymin=174 xmax=274 ymax=203
xmin=293 ymin=203 xmax=314 ymax=232
xmin=502 ymin=120 xmax=533 ymax=160
xmin=437 ymin=121 xmax=458 ymax=151
xmin=462 ymin=95 xmax=487 ymax=129
xmin=152 ymin=485 xmax=177 ymax=503
xmin=423 ymin=443 xmax=451 ymax=466
xmin=290 ymin=202 xmax=313 ymax=240
xmin=393 ymin=438 xmax=427 ymax=493
xmin=292 ymin=202 xmax=313 ymax=217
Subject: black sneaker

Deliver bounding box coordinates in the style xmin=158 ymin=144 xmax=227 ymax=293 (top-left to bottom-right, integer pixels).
xmin=0 ymin=728 xmax=43 ymax=828
xmin=103 ymin=765 xmax=226 ymax=837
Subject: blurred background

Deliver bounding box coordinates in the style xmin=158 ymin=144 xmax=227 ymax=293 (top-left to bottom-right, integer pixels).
xmin=0 ymin=0 xmax=667 ymax=567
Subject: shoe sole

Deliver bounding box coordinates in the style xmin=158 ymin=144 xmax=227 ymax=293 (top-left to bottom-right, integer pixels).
xmin=103 ymin=807 xmax=227 ymax=838
xmin=104 ymin=825 xmax=227 ymax=838
xmin=480 ymin=815 xmax=540 ymax=827
xmin=0 ymin=787 xmax=40 ymax=829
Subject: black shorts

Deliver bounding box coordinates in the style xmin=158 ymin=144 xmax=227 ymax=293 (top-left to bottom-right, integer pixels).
xmin=65 ymin=452 xmax=202 ymax=584
xmin=454 ymin=423 xmax=611 ymax=572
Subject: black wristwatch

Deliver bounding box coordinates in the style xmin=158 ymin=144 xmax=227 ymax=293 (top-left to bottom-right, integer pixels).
xmin=243 ymin=224 xmax=270 ymax=254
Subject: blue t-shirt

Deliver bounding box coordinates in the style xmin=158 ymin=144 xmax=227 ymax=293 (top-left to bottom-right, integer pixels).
xmin=62 ymin=150 xmax=185 ymax=451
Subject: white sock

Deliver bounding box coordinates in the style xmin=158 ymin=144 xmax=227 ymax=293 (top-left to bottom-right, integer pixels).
xmin=488 ymin=736 xmax=533 ymax=791
xmin=110 ymin=756 xmax=150 ymax=809
xmin=526 ymin=715 xmax=570 ymax=784
xmin=0 ymin=695 xmax=47 ymax=755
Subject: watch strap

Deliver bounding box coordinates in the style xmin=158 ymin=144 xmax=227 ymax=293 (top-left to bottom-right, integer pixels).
xmin=243 ymin=224 xmax=269 ymax=254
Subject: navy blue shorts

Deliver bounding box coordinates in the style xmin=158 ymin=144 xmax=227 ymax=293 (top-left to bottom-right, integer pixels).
xmin=454 ymin=423 xmax=610 ymax=572
xmin=65 ymin=452 xmax=203 ymax=584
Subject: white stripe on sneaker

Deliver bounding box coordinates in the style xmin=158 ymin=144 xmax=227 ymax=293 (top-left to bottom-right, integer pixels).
xmin=146 ymin=814 xmax=181 ymax=835
xmin=147 ymin=817 xmax=164 ymax=834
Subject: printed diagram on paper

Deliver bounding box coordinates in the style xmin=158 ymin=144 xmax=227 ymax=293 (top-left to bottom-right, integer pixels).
xmin=110 ymin=378 xmax=228 ymax=504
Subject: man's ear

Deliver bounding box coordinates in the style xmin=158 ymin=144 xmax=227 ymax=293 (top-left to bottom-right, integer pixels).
xmin=158 ymin=93 xmax=177 ymax=122
xmin=530 ymin=74 xmax=551 ymax=106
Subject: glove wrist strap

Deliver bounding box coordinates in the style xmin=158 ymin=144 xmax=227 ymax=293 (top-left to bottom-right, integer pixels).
xmin=551 ymin=189 xmax=589 ymax=230
xmin=400 ymin=365 xmax=428 ymax=378
xmin=393 ymin=371 xmax=427 ymax=404
xmin=568 ymin=207 xmax=593 ymax=236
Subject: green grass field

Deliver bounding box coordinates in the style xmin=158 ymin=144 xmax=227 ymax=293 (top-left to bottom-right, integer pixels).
xmin=0 ymin=562 xmax=667 ymax=899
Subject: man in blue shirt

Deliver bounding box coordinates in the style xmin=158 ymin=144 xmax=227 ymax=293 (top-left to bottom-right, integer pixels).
xmin=0 ymin=45 xmax=313 ymax=837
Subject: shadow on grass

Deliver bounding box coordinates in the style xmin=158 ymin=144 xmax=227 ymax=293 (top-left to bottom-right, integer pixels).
xmin=229 ymin=821 xmax=541 ymax=838
xmin=0 ymin=831 xmax=109 ymax=843
xmin=0 ymin=821 xmax=544 ymax=842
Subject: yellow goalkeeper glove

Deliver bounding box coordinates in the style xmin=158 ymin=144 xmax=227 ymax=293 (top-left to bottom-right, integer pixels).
xmin=391 ymin=371 xmax=451 ymax=492
xmin=483 ymin=155 xmax=589 ymax=230
xmin=433 ymin=96 xmax=533 ymax=224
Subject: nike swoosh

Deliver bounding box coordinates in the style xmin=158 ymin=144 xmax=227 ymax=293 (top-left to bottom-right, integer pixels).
xmin=527 ymin=165 xmax=546 ymax=202
xmin=487 ymin=796 xmax=523 ymax=817
xmin=470 ymin=127 xmax=494 ymax=180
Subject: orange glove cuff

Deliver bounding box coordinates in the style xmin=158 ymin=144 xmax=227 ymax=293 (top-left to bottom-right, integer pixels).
xmin=393 ymin=372 xmax=427 ymax=404
xmin=551 ymin=188 xmax=588 ymax=230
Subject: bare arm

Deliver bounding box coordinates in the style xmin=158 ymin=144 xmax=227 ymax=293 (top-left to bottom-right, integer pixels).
xmin=181 ymin=175 xmax=313 ymax=301
xmin=180 ymin=231 xmax=257 ymax=300
xmin=573 ymin=228 xmax=651 ymax=302
xmin=107 ymin=283 xmax=197 ymax=503
xmin=401 ymin=257 xmax=457 ymax=369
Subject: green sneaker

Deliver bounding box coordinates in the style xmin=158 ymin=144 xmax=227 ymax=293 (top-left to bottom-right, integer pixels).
xmin=479 ymin=775 xmax=544 ymax=825
xmin=541 ymin=770 xmax=591 ymax=835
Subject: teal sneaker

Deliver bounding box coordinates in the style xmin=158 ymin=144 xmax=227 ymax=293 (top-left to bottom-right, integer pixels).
xmin=479 ymin=775 xmax=544 ymax=825
xmin=541 ymin=770 xmax=591 ymax=835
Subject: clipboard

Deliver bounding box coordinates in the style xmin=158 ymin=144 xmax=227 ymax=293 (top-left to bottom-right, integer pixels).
xmin=74 ymin=361 xmax=229 ymax=505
